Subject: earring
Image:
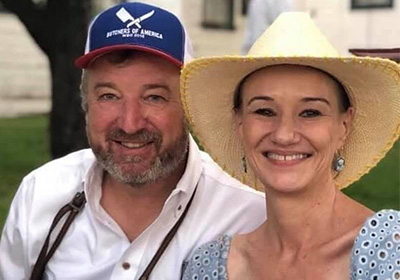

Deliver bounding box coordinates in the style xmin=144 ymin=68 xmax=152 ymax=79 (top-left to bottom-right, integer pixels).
xmin=333 ymin=152 xmax=345 ymax=172
xmin=241 ymin=156 xmax=248 ymax=173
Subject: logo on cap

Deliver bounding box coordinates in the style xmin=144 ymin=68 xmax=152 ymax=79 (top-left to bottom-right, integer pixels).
xmin=106 ymin=7 xmax=163 ymax=40
xmin=116 ymin=7 xmax=155 ymax=29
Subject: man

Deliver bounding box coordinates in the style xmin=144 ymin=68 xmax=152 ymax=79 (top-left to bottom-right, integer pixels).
xmin=0 ymin=2 xmax=265 ymax=280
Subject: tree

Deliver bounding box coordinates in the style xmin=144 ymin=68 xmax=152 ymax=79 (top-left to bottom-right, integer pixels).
xmin=0 ymin=0 xmax=91 ymax=158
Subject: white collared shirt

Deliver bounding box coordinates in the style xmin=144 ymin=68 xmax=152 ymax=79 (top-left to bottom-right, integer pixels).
xmin=0 ymin=136 xmax=266 ymax=280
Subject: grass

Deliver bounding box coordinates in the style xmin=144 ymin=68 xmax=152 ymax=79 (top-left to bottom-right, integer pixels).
xmin=0 ymin=115 xmax=399 ymax=232
xmin=343 ymin=140 xmax=400 ymax=210
xmin=0 ymin=115 xmax=50 ymax=230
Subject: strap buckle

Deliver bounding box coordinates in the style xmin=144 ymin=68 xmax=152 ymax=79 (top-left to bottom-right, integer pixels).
xmin=69 ymin=191 xmax=86 ymax=213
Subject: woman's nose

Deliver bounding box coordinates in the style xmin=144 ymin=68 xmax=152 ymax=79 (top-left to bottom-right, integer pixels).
xmin=270 ymin=116 xmax=300 ymax=146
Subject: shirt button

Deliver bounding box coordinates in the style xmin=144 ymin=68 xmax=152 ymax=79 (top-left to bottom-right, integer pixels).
xmin=122 ymin=262 xmax=130 ymax=270
xmin=177 ymin=205 xmax=182 ymax=211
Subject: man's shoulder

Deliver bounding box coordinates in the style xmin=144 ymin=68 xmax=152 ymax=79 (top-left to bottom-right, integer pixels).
xmin=27 ymin=149 xmax=95 ymax=178
xmin=199 ymin=150 xmax=264 ymax=199
xmin=2 ymin=149 xmax=97 ymax=263
xmin=10 ymin=149 xmax=95 ymax=221
xmin=22 ymin=149 xmax=95 ymax=193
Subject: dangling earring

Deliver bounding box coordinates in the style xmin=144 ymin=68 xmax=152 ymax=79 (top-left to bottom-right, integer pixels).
xmin=241 ymin=156 xmax=248 ymax=173
xmin=333 ymin=151 xmax=345 ymax=172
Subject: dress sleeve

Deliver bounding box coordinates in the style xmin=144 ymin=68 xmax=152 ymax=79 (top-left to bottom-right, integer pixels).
xmin=181 ymin=235 xmax=232 ymax=280
xmin=350 ymin=209 xmax=400 ymax=280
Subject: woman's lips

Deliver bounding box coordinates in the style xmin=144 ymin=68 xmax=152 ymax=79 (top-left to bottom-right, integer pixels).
xmin=264 ymin=152 xmax=311 ymax=161
xmin=262 ymin=151 xmax=312 ymax=166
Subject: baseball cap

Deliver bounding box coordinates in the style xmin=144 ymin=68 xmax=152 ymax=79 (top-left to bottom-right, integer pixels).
xmin=75 ymin=2 xmax=193 ymax=68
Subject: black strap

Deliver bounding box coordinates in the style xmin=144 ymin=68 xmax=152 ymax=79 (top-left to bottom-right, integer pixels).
xmin=138 ymin=186 xmax=197 ymax=280
xmin=30 ymin=191 xmax=86 ymax=280
xmin=30 ymin=187 xmax=197 ymax=280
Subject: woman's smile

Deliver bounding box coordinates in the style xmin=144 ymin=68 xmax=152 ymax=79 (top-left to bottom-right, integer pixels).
xmin=263 ymin=151 xmax=312 ymax=166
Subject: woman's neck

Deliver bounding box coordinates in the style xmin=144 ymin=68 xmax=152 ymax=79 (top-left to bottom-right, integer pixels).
xmin=262 ymin=181 xmax=342 ymax=252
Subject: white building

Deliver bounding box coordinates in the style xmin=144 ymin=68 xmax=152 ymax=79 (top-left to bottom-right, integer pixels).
xmin=0 ymin=0 xmax=399 ymax=117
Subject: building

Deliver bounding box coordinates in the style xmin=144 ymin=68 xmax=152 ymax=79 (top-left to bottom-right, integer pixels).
xmin=0 ymin=0 xmax=399 ymax=117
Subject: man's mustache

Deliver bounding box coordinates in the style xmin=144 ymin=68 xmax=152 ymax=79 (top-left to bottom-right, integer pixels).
xmin=108 ymin=129 xmax=162 ymax=146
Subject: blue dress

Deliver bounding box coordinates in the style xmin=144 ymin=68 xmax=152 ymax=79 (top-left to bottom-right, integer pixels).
xmin=181 ymin=210 xmax=400 ymax=280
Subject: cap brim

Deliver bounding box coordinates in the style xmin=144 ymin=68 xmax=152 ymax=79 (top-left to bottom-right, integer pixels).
xmin=75 ymin=45 xmax=183 ymax=68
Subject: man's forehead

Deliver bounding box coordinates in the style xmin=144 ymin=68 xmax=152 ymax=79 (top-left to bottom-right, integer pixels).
xmin=87 ymin=50 xmax=180 ymax=72
xmin=85 ymin=54 xmax=180 ymax=91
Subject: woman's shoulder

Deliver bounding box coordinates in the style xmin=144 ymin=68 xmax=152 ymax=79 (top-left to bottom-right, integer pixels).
xmin=350 ymin=209 xmax=400 ymax=280
xmin=355 ymin=209 xmax=399 ymax=238
xmin=182 ymin=235 xmax=233 ymax=280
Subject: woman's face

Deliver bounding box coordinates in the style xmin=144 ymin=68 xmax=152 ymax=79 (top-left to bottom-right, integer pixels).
xmin=236 ymin=65 xmax=354 ymax=194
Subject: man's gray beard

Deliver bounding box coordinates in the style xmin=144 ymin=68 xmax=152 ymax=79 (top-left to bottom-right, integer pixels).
xmin=94 ymin=129 xmax=189 ymax=187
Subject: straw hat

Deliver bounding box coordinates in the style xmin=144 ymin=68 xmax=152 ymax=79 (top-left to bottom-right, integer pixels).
xmin=181 ymin=12 xmax=400 ymax=191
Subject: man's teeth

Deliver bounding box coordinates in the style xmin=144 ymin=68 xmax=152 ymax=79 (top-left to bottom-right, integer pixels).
xmin=267 ymin=153 xmax=308 ymax=161
xmin=120 ymin=142 xmax=147 ymax=148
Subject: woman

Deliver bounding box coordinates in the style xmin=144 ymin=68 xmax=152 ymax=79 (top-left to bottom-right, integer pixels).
xmin=180 ymin=13 xmax=400 ymax=279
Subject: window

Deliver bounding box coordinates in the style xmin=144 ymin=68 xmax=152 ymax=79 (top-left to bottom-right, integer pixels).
xmin=202 ymin=0 xmax=235 ymax=30
xmin=351 ymin=0 xmax=394 ymax=9
xmin=242 ymin=0 xmax=251 ymax=15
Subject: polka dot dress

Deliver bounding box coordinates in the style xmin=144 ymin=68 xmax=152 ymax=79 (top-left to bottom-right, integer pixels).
xmin=351 ymin=210 xmax=400 ymax=280
xmin=182 ymin=235 xmax=231 ymax=280
xmin=182 ymin=210 xmax=399 ymax=280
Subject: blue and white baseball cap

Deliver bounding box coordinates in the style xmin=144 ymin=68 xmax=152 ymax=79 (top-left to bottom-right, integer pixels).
xmin=75 ymin=2 xmax=193 ymax=68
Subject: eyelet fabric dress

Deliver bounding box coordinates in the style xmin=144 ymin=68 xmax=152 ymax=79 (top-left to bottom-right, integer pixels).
xmin=182 ymin=210 xmax=400 ymax=280
xmin=350 ymin=209 xmax=400 ymax=280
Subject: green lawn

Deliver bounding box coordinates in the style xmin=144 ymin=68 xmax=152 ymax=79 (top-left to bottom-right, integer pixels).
xmin=0 ymin=115 xmax=50 ymax=230
xmin=0 ymin=115 xmax=399 ymax=231
xmin=343 ymin=140 xmax=400 ymax=210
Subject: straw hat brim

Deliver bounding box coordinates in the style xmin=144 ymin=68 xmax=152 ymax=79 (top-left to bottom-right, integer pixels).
xmin=181 ymin=56 xmax=400 ymax=191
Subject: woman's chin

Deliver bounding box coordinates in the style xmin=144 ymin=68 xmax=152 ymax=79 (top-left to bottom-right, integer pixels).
xmin=262 ymin=177 xmax=311 ymax=195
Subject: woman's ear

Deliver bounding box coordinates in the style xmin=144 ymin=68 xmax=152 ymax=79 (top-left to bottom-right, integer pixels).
xmin=234 ymin=110 xmax=244 ymax=140
xmin=338 ymin=106 xmax=355 ymax=148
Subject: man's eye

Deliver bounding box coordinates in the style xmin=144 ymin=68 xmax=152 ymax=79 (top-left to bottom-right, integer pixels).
xmin=300 ymin=109 xmax=321 ymax=118
xmin=145 ymin=95 xmax=166 ymax=103
xmin=99 ymin=93 xmax=118 ymax=101
xmin=254 ymin=108 xmax=275 ymax=117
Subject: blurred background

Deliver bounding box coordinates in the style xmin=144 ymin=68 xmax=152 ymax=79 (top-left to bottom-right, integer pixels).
xmin=0 ymin=0 xmax=399 ymax=230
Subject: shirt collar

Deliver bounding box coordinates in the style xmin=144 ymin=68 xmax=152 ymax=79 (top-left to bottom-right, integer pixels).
xmin=174 ymin=134 xmax=203 ymax=194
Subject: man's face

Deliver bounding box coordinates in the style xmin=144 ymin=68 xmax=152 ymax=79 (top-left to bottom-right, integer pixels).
xmin=85 ymin=52 xmax=188 ymax=186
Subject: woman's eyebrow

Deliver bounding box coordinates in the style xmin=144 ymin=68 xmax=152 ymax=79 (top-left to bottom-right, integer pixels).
xmin=247 ymin=96 xmax=274 ymax=105
xmin=301 ymin=97 xmax=330 ymax=106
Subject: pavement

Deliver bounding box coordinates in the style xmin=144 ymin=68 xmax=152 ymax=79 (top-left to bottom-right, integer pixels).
xmin=0 ymin=98 xmax=51 ymax=118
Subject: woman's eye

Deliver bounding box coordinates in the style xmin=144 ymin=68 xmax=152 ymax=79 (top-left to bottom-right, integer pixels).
xmin=99 ymin=93 xmax=118 ymax=101
xmin=254 ymin=108 xmax=275 ymax=117
xmin=300 ymin=109 xmax=321 ymax=118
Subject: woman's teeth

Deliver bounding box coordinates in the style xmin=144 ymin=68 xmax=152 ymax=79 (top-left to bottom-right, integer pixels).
xmin=266 ymin=153 xmax=309 ymax=161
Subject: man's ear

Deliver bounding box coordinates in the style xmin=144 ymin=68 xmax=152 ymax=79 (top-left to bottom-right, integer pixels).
xmin=338 ymin=107 xmax=355 ymax=148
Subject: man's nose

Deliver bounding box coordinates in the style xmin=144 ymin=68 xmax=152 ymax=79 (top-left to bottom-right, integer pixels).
xmin=270 ymin=116 xmax=300 ymax=146
xmin=118 ymin=100 xmax=148 ymax=134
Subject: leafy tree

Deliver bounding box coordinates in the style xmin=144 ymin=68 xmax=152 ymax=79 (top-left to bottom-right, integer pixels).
xmin=0 ymin=0 xmax=91 ymax=158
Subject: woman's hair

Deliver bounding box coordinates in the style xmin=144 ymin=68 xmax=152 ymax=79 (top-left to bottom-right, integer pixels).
xmin=233 ymin=65 xmax=351 ymax=113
